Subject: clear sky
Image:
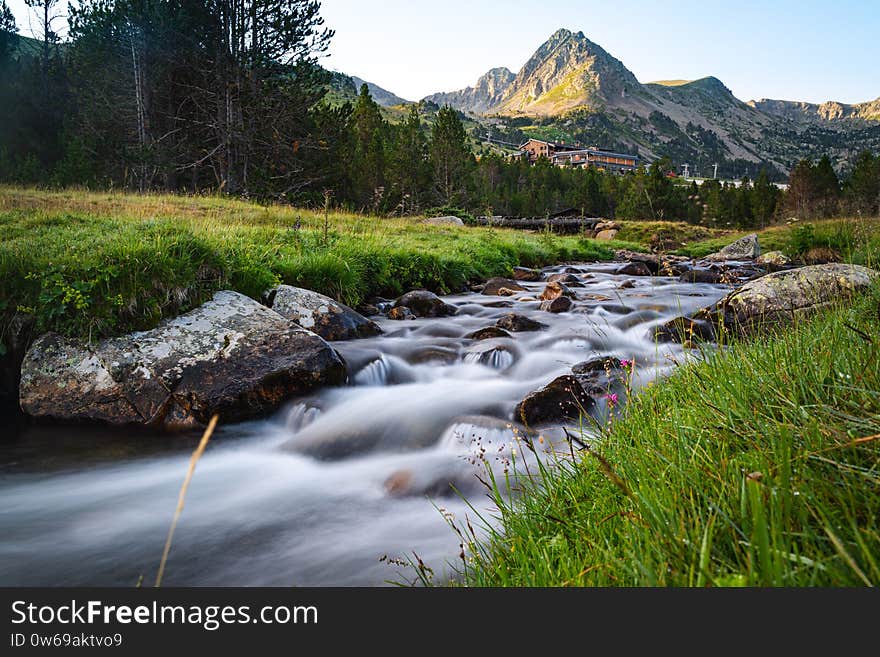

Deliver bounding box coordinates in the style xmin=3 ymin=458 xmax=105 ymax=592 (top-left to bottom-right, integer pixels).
xmin=7 ymin=0 xmax=879 ymax=105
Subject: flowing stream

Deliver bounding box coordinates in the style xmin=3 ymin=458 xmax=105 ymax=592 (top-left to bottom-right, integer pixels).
xmin=0 ymin=262 xmax=729 ymax=586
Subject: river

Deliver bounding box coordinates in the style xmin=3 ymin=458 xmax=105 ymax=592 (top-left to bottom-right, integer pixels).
xmin=0 ymin=261 xmax=728 ymax=585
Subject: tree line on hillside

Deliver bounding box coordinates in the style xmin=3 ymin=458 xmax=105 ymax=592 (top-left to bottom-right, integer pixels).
xmin=1 ymin=1 xmax=878 ymax=225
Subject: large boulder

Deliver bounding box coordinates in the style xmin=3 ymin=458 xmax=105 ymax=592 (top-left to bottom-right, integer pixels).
xmin=482 ymin=277 xmax=528 ymax=296
xmin=19 ymin=291 xmax=347 ymax=429
xmin=514 ymin=375 xmax=595 ymax=426
xmin=718 ymin=263 xmax=879 ymax=334
xmin=706 ymin=233 xmax=761 ymax=261
xmin=269 ymin=285 xmax=380 ymax=341
xmin=422 ymin=215 xmax=464 ymax=226
xmin=655 ymin=263 xmax=879 ymax=341
xmin=392 ymin=290 xmax=457 ymax=317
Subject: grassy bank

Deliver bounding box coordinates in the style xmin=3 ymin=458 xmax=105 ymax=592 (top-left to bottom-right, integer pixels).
xmin=458 ymin=286 xmax=880 ymax=586
xmin=674 ymin=217 xmax=880 ymax=264
xmin=0 ymin=187 xmax=640 ymax=340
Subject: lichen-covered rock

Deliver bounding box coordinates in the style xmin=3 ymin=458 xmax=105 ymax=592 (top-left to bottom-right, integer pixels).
xmin=269 ymin=285 xmax=381 ymax=341
xmin=514 ymin=375 xmax=595 ymax=426
xmin=495 ymin=313 xmax=547 ymax=332
xmin=19 ymin=291 xmax=347 ymax=429
xmin=482 ymin=277 xmax=528 ymax=296
xmin=422 ymin=215 xmax=464 ymax=226
xmin=720 ymin=263 xmax=879 ymax=333
xmin=706 ymin=233 xmax=761 ymax=261
xmin=756 ymin=251 xmax=792 ymax=268
xmin=655 ymin=263 xmax=879 ymax=341
xmin=392 ymin=290 xmax=457 ymax=317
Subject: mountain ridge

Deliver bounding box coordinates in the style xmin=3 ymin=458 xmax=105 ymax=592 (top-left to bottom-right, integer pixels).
xmin=414 ymin=28 xmax=878 ymax=175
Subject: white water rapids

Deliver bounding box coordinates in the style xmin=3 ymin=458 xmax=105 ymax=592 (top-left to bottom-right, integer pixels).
xmin=0 ymin=262 xmax=729 ymax=585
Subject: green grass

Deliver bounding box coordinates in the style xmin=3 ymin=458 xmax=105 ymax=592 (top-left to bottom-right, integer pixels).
xmin=0 ymin=186 xmax=625 ymax=340
xmin=674 ymin=218 xmax=880 ymax=263
xmin=455 ymin=284 xmax=880 ymax=586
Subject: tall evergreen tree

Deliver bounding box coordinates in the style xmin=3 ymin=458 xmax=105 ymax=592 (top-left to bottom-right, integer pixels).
xmin=845 ymin=151 xmax=880 ymax=216
xmin=0 ymin=1 xmax=17 ymax=62
xmin=348 ymin=83 xmax=388 ymax=209
xmin=430 ymin=105 xmax=471 ymax=206
xmin=813 ymin=154 xmax=840 ymax=217
xmin=388 ymin=104 xmax=430 ymax=214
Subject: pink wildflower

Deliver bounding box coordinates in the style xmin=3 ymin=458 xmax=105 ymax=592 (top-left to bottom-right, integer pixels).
xmin=604 ymin=393 xmax=619 ymax=406
xmin=620 ymin=359 xmax=632 ymax=368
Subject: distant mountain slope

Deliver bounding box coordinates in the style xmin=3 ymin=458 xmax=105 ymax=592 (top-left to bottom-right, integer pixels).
xmin=351 ymin=76 xmax=411 ymax=107
xmin=748 ymin=97 xmax=880 ymax=124
xmin=420 ymin=27 xmax=879 ymax=177
xmin=424 ymin=67 xmax=515 ymax=114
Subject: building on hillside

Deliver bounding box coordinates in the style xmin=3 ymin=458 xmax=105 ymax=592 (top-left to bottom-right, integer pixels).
xmin=518 ymin=138 xmax=639 ymax=174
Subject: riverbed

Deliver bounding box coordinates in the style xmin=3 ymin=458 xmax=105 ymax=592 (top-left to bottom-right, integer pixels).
xmin=0 ymin=262 xmax=729 ymax=585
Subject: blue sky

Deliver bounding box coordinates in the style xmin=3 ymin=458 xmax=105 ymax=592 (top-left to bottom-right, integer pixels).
xmin=8 ymin=0 xmax=879 ymax=104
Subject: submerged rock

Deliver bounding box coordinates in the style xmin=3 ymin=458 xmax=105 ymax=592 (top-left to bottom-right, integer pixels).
xmin=269 ymin=285 xmax=381 ymax=341
xmin=616 ymin=261 xmax=652 ymax=277
xmin=495 ymin=313 xmax=548 ymax=332
xmin=465 ymin=326 xmax=512 ymax=340
xmin=514 ymin=375 xmax=595 ymax=426
xmin=679 ymin=269 xmax=724 ymax=284
xmin=392 ymin=290 xmax=457 ymax=317
xmin=19 ymin=291 xmax=347 ymax=429
xmin=540 ymin=296 xmax=573 ymax=313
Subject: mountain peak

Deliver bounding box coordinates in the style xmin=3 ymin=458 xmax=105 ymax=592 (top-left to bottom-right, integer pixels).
xmin=422 ymin=67 xmax=515 ymax=114
xmin=493 ymin=28 xmax=641 ymax=116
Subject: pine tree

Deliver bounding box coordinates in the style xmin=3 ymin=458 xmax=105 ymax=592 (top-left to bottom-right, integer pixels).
xmin=0 ymin=1 xmax=17 ymax=63
xmin=430 ymin=105 xmax=471 ymax=206
xmin=348 ymin=83 xmax=388 ymax=210
xmin=813 ymin=154 xmax=840 ymax=217
xmin=786 ymin=159 xmax=817 ymax=218
xmin=845 ymin=151 xmax=879 ymax=216
xmin=752 ymin=168 xmax=778 ymax=228
xmin=388 ymin=104 xmax=429 ymax=214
